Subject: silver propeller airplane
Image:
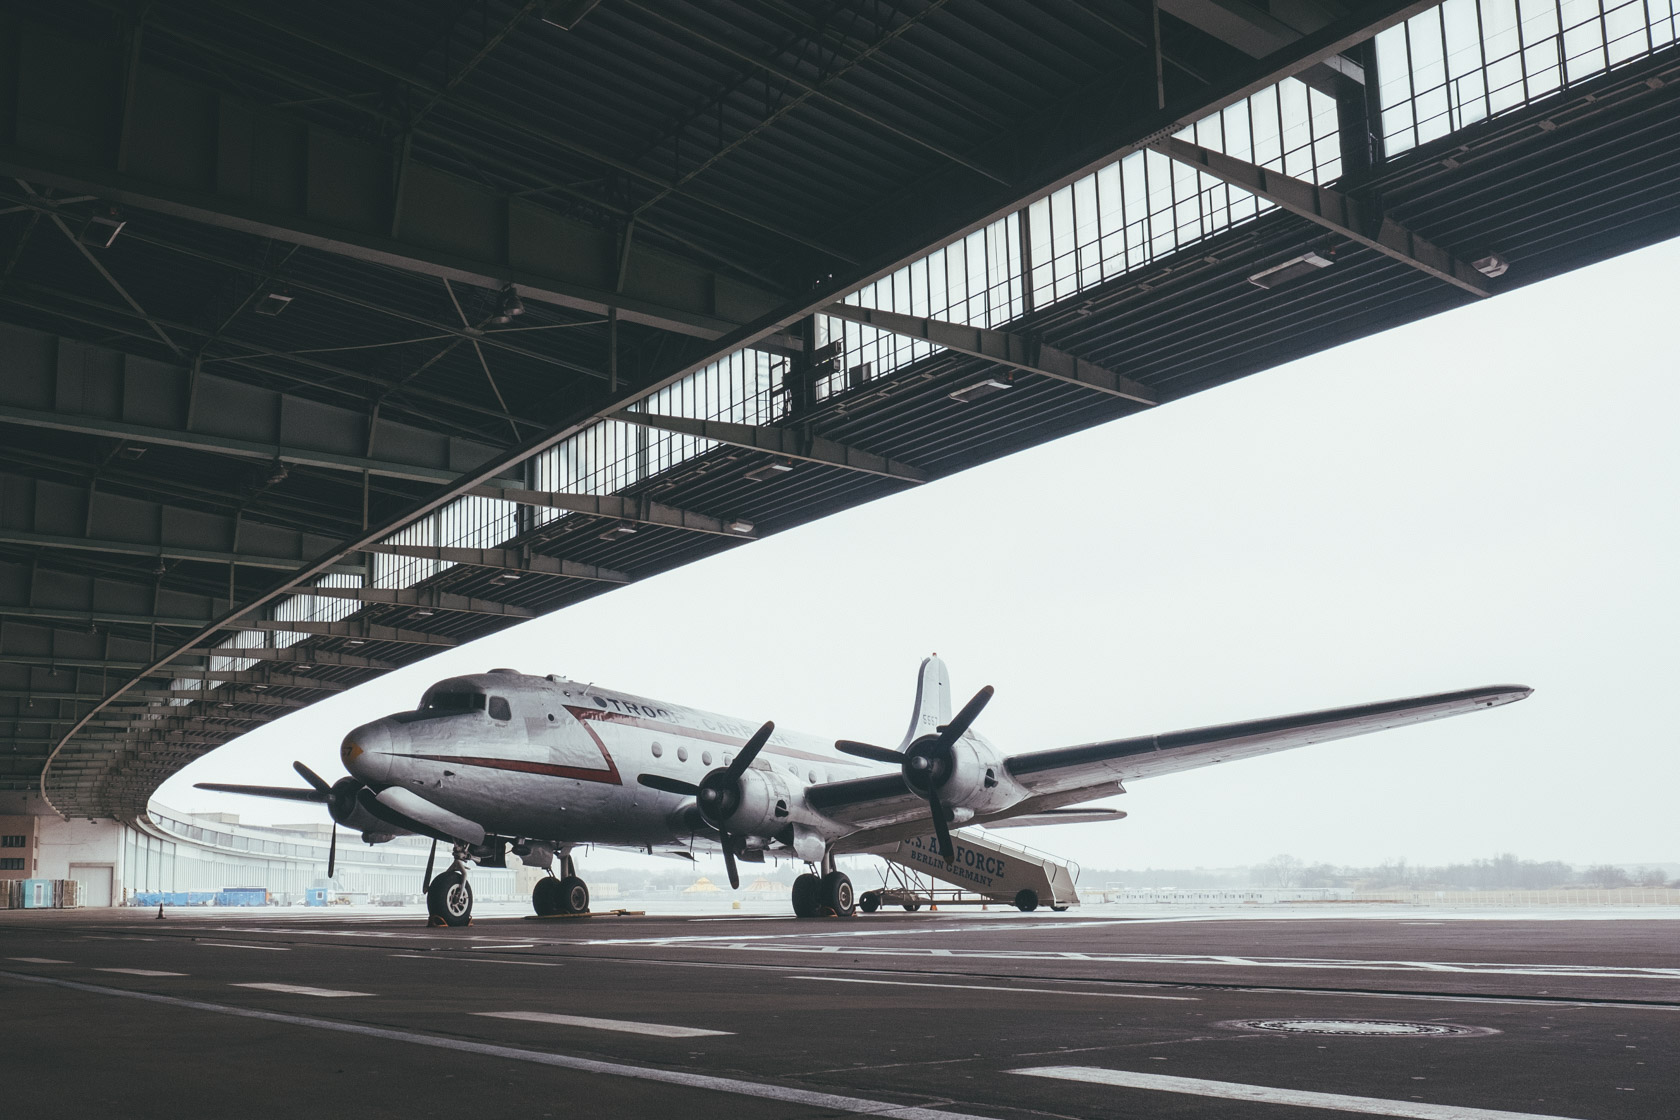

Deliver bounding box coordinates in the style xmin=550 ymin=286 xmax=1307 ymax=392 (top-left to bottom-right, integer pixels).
xmin=198 ymin=657 xmax=1530 ymax=925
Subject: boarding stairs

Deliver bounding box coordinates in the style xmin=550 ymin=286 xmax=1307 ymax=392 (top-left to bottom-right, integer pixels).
xmin=863 ymin=825 xmax=1080 ymax=912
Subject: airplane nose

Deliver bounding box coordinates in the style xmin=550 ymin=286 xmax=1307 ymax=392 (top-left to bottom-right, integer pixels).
xmin=342 ymin=721 xmax=393 ymax=784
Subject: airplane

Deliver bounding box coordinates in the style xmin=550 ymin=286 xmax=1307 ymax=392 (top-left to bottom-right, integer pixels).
xmin=196 ymin=656 xmax=1531 ymax=925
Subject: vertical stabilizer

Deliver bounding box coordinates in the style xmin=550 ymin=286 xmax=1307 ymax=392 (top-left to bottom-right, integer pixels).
xmin=900 ymin=655 xmax=952 ymax=749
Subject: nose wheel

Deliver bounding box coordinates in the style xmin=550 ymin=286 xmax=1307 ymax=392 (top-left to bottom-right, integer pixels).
xmin=426 ymin=869 xmax=473 ymax=926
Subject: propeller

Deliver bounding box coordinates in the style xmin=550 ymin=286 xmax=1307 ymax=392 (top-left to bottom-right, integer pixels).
xmin=422 ymin=838 xmax=438 ymax=892
xmin=327 ymin=822 xmax=338 ymax=880
xmin=834 ymin=685 xmax=994 ymax=863
xmin=637 ymin=720 xmax=774 ymax=891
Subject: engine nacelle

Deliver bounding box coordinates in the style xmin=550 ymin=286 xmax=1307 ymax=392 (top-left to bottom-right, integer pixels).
xmin=713 ymin=766 xmax=798 ymax=839
xmin=327 ymin=777 xmax=415 ymax=839
xmin=906 ymin=736 xmax=1017 ymax=816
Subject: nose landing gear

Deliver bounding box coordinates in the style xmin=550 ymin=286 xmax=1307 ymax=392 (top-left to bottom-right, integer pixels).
xmin=426 ymin=843 xmax=476 ymax=926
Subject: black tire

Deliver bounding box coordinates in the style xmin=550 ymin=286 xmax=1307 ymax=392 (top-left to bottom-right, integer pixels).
xmin=428 ymin=871 xmax=473 ymax=926
xmin=532 ymin=876 xmax=565 ymax=916
xmin=823 ymin=871 xmax=855 ymax=917
xmin=901 ymin=902 xmax=921 ymax=912
xmin=1050 ymin=904 xmax=1070 ymax=912
xmin=790 ymin=873 xmax=823 ymax=918
xmin=556 ymin=875 xmax=590 ymax=914
xmin=1014 ymin=888 xmax=1039 ymax=913
xmin=859 ymin=892 xmax=881 ymax=914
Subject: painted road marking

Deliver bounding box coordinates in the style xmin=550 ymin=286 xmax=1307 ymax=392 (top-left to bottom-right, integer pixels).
xmin=1011 ymin=1067 xmax=1587 ymax=1120
xmin=590 ymin=941 xmax=1680 ymax=981
xmin=197 ymin=942 xmax=290 ymax=951
xmin=95 ymin=968 xmax=186 ymax=977
xmin=1 ymin=970 xmax=988 ymax=1120
xmin=232 ymin=982 xmax=370 ymax=998
xmin=796 ymin=976 xmax=1196 ymax=1001
xmin=8 ymin=957 xmax=71 ymax=964
xmin=474 ymin=1011 xmax=731 ymax=1038
xmin=389 ymin=954 xmax=562 ymax=967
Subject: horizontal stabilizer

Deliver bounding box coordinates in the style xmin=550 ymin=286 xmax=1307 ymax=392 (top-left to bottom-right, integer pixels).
xmin=193 ymin=782 xmax=328 ymax=803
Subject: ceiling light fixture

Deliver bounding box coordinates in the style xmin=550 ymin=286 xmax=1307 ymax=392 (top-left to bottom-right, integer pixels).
xmin=1247 ymin=250 xmax=1334 ymax=290
xmin=728 ymin=519 xmax=755 ymax=535
xmin=254 ymin=289 xmax=294 ymax=316
xmin=744 ymin=460 xmax=795 ymax=483
xmin=79 ymin=209 xmax=125 ymax=248
xmin=948 ymin=377 xmax=1011 ymax=403
xmin=491 ymin=285 xmax=525 ymax=324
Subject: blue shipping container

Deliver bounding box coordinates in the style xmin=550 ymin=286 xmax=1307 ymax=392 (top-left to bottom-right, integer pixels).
xmin=21 ymin=879 xmax=55 ymax=908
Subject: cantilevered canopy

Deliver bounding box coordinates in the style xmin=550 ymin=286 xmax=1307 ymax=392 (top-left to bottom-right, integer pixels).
xmin=0 ymin=0 xmax=1675 ymax=817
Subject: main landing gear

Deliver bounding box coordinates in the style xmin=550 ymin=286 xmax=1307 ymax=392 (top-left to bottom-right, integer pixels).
xmin=531 ymin=851 xmax=590 ymax=916
xmin=791 ymin=853 xmax=854 ymax=918
xmin=426 ymin=842 xmax=475 ymax=927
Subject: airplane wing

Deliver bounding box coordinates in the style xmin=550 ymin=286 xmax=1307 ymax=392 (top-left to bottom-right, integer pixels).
xmin=812 ymin=684 xmax=1529 ymax=845
xmin=1002 ymin=683 xmax=1531 ymax=796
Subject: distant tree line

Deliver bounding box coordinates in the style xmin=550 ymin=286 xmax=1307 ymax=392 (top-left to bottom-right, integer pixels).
xmin=1086 ymin=853 xmax=1676 ymax=890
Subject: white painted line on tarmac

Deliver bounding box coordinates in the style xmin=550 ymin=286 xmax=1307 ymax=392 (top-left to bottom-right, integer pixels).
xmin=197 ymin=942 xmax=290 ymax=951
xmin=796 ymin=976 xmax=1196 ymax=1000
xmin=8 ymin=957 xmax=71 ymax=964
xmin=475 ymin=1011 xmax=731 ymax=1038
xmin=1 ymin=969 xmax=992 ymax=1120
xmin=95 ymin=968 xmax=185 ymax=977
xmin=389 ymin=954 xmax=562 ymax=967
xmin=1011 ymin=1067 xmax=1587 ymax=1120
xmin=472 ymin=943 xmax=537 ymax=950
xmin=232 ymin=982 xmax=370 ymax=998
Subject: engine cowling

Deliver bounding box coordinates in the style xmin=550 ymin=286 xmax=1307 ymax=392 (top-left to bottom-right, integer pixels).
xmin=903 ymin=735 xmax=1014 ymax=816
xmin=325 ymin=777 xmax=415 ymax=839
xmin=701 ymin=765 xmax=797 ymax=839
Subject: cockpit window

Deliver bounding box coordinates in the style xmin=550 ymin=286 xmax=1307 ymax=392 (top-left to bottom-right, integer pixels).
xmin=420 ymin=689 xmax=485 ymax=713
xmin=487 ymin=696 xmax=512 ymax=721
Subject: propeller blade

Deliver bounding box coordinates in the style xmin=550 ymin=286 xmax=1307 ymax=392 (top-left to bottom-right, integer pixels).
xmin=327 ymin=824 xmax=338 ymax=880
xmin=422 ymin=838 xmax=437 ymax=892
xmin=725 ymin=721 xmax=775 ymax=780
xmin=835 ymin=740 xmax=905 ymax=764
xmin=721 ymin=832 xmax=740 ymax=890
xmin=936 ymin=685 xmax=994 ymax=749
xmin=193 ymin=782 xmax=327 ymax=803
xmin=292 ymin=761 xmax=332 ymax=793
xmin=638 ymin=773 xmax=700 ymax=796
xmin=927 ymin=789 xmax=955 ymax=864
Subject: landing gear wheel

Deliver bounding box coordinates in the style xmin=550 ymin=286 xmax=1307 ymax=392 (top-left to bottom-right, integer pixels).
xmin=556 ymin=875 xmax=590 ymax=914
xmin=859 ymin=891 xmax=881 ymax=914
xmin=1050 ymin=904 xmax=1070 ymax=912
xmin=532 ymin=876 xmax=564 ymax=916
xmin=902 ymin=902 xmax=921 ymax=912
xmin=790 ymin=873 xmax=823 ymax=918
xmin=428 ymin=871 xmax=474 ymax=926
xmin=1014 ymin=888 xmax=1039 ymax=913
xmin=823 ymin=871 xmax=855 ymax=917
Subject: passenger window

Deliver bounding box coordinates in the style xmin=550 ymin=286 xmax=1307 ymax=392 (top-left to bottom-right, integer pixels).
xmin=677 ymin=746 xmax=689 ymax=762
xmin=651 ymin=743 xmax=663 ymax=758
xmin=701 ymin=751 xmax=712 ymax=766
xmin=487 ymin=696 xmax=511 ymax=721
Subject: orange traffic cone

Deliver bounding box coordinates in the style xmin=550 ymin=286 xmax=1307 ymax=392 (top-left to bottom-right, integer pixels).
xmin=155 ymin=904 xmax=165 ymax=919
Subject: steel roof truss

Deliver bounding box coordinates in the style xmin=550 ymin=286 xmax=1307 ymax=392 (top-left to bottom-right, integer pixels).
xmin=1149 ymin=137 xmax=1490 ymax=298
xmin=470 ymin=484 xmax=756 ymax=538
xmin=361 ymin=544 xmax=630 ymax=584
xmin=822 ymin=303 xmax=1158 ymax=405
xmin=609 ymin=411 xmax=928 ymax=484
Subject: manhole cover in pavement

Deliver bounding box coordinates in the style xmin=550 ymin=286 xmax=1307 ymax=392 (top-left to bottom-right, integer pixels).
xmin=1219 ymin=1019 xmax=1494 ymax=1037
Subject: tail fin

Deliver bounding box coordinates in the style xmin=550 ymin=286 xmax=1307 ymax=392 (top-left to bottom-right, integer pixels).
xmin=899 ymin=655 xmax=952 ymax=749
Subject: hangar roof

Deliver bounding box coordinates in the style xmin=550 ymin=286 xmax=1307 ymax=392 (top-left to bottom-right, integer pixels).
xmin=1 ymin=0 xmax=1677 ymax=818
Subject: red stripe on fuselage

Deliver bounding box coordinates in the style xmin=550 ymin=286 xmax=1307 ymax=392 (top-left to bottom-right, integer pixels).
xmin=410 ymin=754 xmax=624 ymax=785
xmin=565 ymin=705 xmax=847 ymax=766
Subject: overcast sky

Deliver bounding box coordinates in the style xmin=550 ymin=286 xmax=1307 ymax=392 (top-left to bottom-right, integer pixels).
xmin=159 ymin=234 xmax=1680 ymax=874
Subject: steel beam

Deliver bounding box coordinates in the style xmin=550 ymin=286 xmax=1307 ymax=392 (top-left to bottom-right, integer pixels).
xmin=470 ymin=484 xmax=756 ymax=538
xmin=160 ymin=669 xmax=347 ymax=692
xmin=0 ymin=472 xmax=349 ymax=571
xmin=238 ymin=619 xmax=458 ymax=648
xmin=1156 ymin=0 xmax=1366 ymax=97
xmin=127 ymin=688 xmax=307 ymax=709
xmin=0 ymin=19 xmax=784 ymax=338
xmin=362 ymin=544 xmax=630 ymax=584
xmin=188 ymin=646 xmax=400 ymax=671
xmin=0 ymin=323 xmax=507 ymax=484
xmin=822 ymin=303 xmax=1158 ymax=405
xmin=1148 ymin=136 xmax=1490 ymax=297
xmin=608 ymin=412 xmax=928 ymax=484
xmin=300 ymin=585 xmax=535 ymax=619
